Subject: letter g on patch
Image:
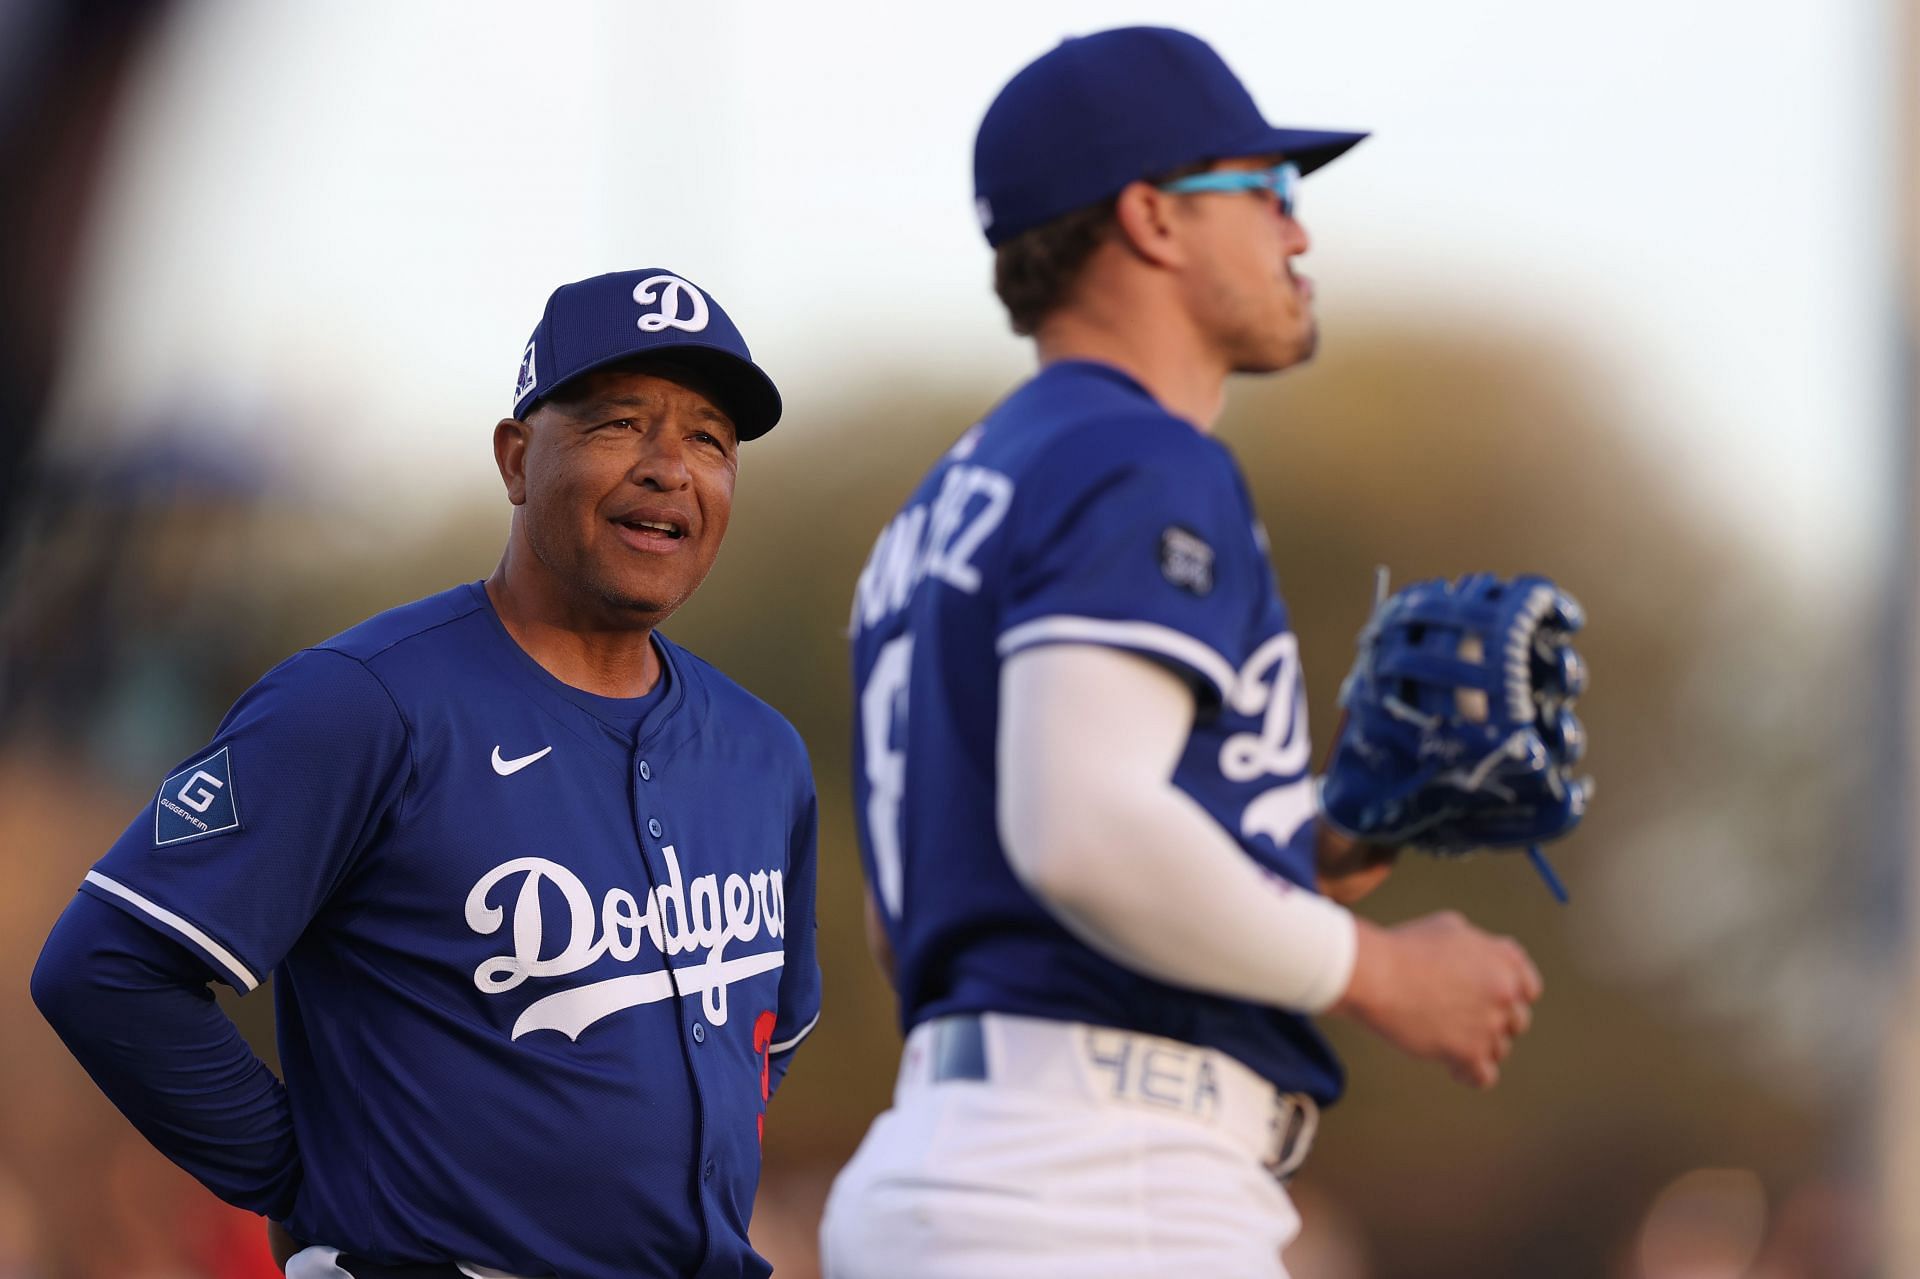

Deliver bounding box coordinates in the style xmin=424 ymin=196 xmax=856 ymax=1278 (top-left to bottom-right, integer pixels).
xmin=155 ymin=746 xmax=242 ymax=846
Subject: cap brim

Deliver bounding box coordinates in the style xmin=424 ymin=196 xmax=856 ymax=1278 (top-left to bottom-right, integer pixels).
xmin=532 ymin=343 xmax=784 ymax=442
xmin=1238 ymin=126 xmax=1369 ymax=176
xmin=641 ymin=344 xmax=784 ymax=442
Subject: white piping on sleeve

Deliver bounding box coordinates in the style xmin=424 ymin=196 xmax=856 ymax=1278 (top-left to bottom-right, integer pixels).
xmin=770 ymin=1009 xmax=821 ymax=1055
xmin=83 ymin=871 xmax=260 ymax=992
xmin=997 ymin=615 xmax=1236 ymax=703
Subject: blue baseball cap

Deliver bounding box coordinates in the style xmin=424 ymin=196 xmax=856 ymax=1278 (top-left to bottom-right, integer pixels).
xmin=974 ymin=26 xmax=1368 ymax=247
xmin=512 ymin=268 xmax=783 ymax=440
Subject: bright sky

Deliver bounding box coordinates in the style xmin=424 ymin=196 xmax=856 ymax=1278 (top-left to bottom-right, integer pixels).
xmin=49 ymin=0 xmax=1901 ymax=588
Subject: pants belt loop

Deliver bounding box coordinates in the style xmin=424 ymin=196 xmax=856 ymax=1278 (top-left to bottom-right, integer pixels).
xmin=930 ymin=1014 xmax=989 ymax=1082
xmin=1266 ymin=1093 xmax=1320 ymax=1181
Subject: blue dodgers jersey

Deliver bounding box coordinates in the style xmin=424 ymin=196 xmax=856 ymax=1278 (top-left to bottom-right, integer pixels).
xmin=849 ymin=360 xmax=1343 ymax=1102
xmin=82 ymin=583 xmax=821 ymax=1279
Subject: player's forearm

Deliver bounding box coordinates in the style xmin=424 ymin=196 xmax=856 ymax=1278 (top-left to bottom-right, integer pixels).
xmin=32 ymin=893 xmax=302 ymax=1217
xmin=998 ymin=645 xmax=1357 ymax=1013
xmin=1023 ymin=789 xmax=1358 ymax=1012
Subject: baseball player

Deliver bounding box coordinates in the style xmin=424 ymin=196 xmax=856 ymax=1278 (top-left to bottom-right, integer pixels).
xmin=822 ymin=28 xmax=1562 ymax=1278
xmin=32 ymin=269 xmax=822 ymax=1279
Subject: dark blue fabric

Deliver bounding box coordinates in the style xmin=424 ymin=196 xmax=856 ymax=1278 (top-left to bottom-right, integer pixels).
xmin=973 ymin=26 xmax=1367 ymax=245
xmin=848 ymin=360 xmax=1344 ymax=1103
xmin=521 ymin=642 xmax=670 ymax=737
xmin=59 ymin=582 xmax=821 ymax=1279
xmin=31 ymin=892 xmax=302 ymax=1218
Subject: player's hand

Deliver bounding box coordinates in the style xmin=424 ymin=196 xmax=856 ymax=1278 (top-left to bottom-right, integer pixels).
xmin=1329 ymin=911 xmax=1542 ymax=1089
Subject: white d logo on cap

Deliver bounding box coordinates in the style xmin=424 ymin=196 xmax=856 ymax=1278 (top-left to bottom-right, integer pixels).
xmin=632 ymin=274 xmax=710 ymax=334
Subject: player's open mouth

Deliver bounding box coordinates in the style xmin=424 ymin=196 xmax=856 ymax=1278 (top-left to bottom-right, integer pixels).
xmin=611 ymin=514 xmax=689 ymax=551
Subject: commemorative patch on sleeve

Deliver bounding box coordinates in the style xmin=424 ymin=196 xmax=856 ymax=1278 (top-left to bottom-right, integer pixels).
xmin=155 ymin=746 xmax=241 ymax=846
xmin=1159 ymin=526 xmax=1215 ymax=596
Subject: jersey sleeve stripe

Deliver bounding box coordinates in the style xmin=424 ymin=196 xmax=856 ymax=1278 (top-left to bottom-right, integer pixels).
xmin=996 ymin=616 xmax=1236 ymax=702
xmin=769 ymin=1009 xmax=821 ymax=1055
xmin=83 ymin=871 xmax=261 ymax=992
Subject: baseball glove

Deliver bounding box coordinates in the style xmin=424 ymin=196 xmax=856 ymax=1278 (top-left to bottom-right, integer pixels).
xmin=1317 ymin=571 xmax=1592 ymax=900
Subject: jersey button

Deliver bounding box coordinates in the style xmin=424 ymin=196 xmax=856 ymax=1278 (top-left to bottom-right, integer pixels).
xmin=639 ymin=760 xmax=652 ymax=781
xmin=703 ymin=1159 xmax=716 ymax=1182
xmin=691 ymin=1021 xmax=706 ymax=1044
xmin=648 ymin=817 xmax=663 ymax=838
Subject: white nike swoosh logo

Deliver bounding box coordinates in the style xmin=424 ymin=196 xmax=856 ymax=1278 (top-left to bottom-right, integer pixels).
xmin=491 ymin=745 xmax=552 ymax=776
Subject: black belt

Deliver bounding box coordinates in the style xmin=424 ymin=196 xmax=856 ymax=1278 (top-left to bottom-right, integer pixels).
xmin=330 ymin=1259 xmax=471 ymax=1279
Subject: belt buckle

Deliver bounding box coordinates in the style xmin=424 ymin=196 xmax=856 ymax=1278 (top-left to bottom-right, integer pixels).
xmin=1265 ymin=1093 xmax=1319 ymax=1181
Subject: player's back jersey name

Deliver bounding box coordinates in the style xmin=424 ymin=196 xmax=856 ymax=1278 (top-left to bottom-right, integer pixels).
xmin=848 ymin=359 xmax=1345 ymax=1103
xmin=851 ymin=459 xmax=1013 ymax=633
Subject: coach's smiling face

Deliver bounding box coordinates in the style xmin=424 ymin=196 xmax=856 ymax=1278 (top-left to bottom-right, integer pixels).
xmin=494 ymin=359 xmax=739 ymax=627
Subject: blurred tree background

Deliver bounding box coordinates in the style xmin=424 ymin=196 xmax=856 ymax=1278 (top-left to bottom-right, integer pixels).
xmin=1 ymin=314 xmax=1884 ymax=1278
xmin=2 ymin=1 xmax=1902 ymax=1275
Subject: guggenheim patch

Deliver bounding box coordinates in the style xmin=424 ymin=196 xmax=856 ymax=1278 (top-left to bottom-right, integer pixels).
xmin=155 ymin=746 xmax=241 ymax=846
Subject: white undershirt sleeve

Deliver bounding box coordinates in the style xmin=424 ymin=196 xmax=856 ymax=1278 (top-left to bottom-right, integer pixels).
xmin=997 ymin=643 xmax=1357 ymax=1014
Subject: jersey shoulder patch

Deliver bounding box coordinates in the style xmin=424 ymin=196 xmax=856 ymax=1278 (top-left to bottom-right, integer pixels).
xmin=154 ymin=746 xmax=241 ymax=845
xmin=1158 ymin=525 xmax=1216 ymax=596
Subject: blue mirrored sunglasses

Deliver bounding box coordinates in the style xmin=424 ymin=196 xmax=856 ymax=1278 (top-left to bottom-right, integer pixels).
xmin=1158 ymin=162 xmax=1302 ymax=218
